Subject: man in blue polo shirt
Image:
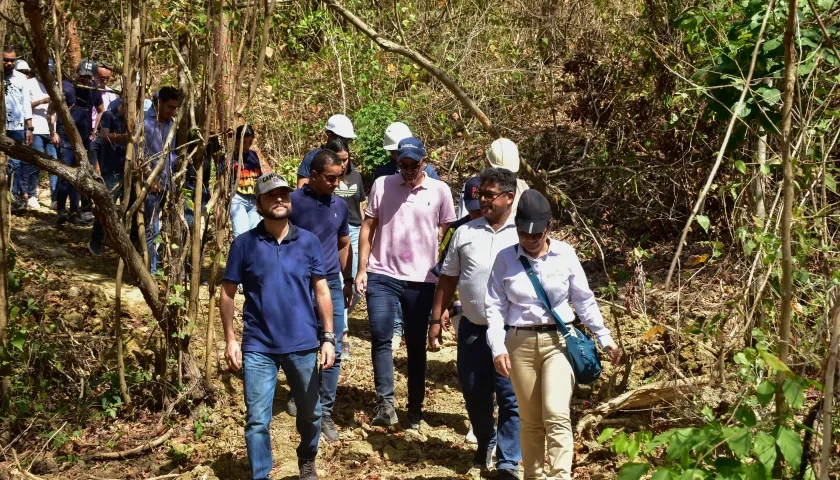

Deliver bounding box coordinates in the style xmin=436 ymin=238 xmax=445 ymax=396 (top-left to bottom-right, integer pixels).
xmin=221 ymin=173 xmax=336 ymax=480
xmin=88 ymin=98 xmax=128 ymax=255
xmin=296 ymin=114 xmax=355 ymax=188
xmin=290 ymin=149 xmax=351 ymax=442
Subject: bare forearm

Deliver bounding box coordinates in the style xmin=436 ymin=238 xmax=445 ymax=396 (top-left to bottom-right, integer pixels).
xmin=220 ymin=284 xmax=237 ymax=342
xmin=358 ymin=218 xmax=377 ymax=272
xmin=315 ymin=281 xmax=334 ymax=332
xmin=339 ymin=244 xmax=351 ymax=279
xmin=431 ymin=275 xmax=458 ymax=320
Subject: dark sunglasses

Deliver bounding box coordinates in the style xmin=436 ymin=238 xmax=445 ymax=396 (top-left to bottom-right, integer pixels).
xmin=477 ymin=190 xmax=511 ymax=201
xmin=2 ymin=58 xmax=17 ymax=64
xmin=398 ymin=162 xmax=422 ymax=172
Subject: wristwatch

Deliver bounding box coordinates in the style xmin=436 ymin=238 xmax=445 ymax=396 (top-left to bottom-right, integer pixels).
xmin=429 ymin=319 xmax=442 ymax=325
xmin=322 ymin=332 xmax=337 ymax=345
xmin=26 ymin=126 xmax=34 ymax=131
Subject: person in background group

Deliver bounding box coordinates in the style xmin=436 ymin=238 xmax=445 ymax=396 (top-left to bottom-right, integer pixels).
xmin=327 ymin=137 xmax=364 ymax=361
xmin=143 ymin=85 xmax=180 ymax=274
xmin=221 ymin=173 xmax=336 ymax=480
xmin=88 ymin=98 xmax=128 ymax=256
xmin=296 ymin=114 xmax=355 ymax=188
xmin=20 ymin=59 xmax=55 ymax=211
xmin=87 ymin=62 xmax=118 ymax=173
xmin=429 ymin=168 xmax=522 ymax=479
xmin=223 ymin=124 xmax=262 ymax=239
xmin=459 ymin=138 xmax=529 ymax=217
xmin=3 ymin=47 xmax=34 ymax=212
xmin=356 ymin=137 xmax=456 ymax=429
xmin=53 ymin=60 xmax=104 ymax=226
xmin=289 ymin=149 xmax=351 ymax=443
xmin=486 ymin=190 xmax=622 ymax=480
xmin=73 ymin=58 xmax=107 ymax=222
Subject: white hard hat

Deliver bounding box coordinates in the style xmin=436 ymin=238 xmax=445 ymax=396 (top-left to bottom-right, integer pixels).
xmin=486 ymin=138 xmax=520 ymax=173
xmin=383 ymin=122 xmax=413 ymax=151
xmin=325 ymin=114 xmax=356 ymax=139
xmin=15 ymin=60 xmax=30 ymax=73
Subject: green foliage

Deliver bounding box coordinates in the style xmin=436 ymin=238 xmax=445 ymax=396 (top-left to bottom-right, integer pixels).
xmin=350 ymin=101 xmax=401 ymax=174
xmin=194 ymin=406 xmax=210 ymax=440
xmin=600 ymin=346 xmax=812 ymax=480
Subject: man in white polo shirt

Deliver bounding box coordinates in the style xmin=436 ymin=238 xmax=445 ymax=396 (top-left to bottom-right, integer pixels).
xmin=428 ymin=167 xmax=522 ymax=479
xmin=355 ymin=136 xmax=457 ymax=429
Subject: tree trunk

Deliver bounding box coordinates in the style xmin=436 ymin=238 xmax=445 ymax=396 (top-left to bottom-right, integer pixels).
xmin=0 ymin=0 xmax=11 ymax=414
xmin=775 ymin=0 xmax=797 ymax=422
xmin=57 ymin=1 xmax=82 ymax=68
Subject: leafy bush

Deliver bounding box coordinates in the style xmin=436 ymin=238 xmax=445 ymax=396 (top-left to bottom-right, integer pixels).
xmin=350 ymin=101 xmax=401 ymax=174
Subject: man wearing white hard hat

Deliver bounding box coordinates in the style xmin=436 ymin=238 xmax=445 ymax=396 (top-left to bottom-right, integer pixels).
xmin=373 ymin=122 xmax=440 ymax=181
xmin=297 ymin=114 xmax=356 ymax=188
xmin=458 ymin=138 xmax=529 ymax=217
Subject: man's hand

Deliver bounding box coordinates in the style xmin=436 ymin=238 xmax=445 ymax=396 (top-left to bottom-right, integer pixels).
xmin=51 ymin=132 xmax=59 ymax=146
xmin=355 ymin=271 xmax=368 ymax=296
xmin=602 ymin=339 xmax=622 ymax=366
xmin=494 ymin=354 xmax=511 ymax=378
xmin=321 ymin=342 xmax=336 ymax=369
xmin=225 ymin=339 xmax=243 ymax=371
xmin=427 ymin=322 xmax=442 ymax=352
xmin=25 ymin=130 xmax=33 ymax=146
xmin=343 ymin=282 xmax=353 ymax=306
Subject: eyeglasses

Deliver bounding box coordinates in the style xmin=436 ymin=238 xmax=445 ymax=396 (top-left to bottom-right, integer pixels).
xmin=398 ymin=162 xmax=422 ymax=172
xmin=2 ymin=58 xmax=16 ymax=64
xmin=477 ymin=190 xmax=511 ymax=201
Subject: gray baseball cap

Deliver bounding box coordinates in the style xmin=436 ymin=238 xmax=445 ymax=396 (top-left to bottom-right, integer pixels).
xmin=255 ymin=173 xmax=293 ymax=196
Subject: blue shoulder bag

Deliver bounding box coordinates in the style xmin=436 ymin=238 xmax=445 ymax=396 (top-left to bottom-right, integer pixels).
xmin=517 ymin=251 xmax=603 ymax=385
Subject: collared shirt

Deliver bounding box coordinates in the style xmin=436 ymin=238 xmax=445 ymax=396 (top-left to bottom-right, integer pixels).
xmin=441 ymin=215 xmax=519 ymax=325
xmin=143 ymin=107 xmax=177 ymax=189
xmin=5 ymin=71 xmax=32 ymax=131
xmin=223 ymin=222 xmax=326 ymax=354
xmin=365 ymin=173 xmax=457 ymax=283
xmin=485 ymin=239 xmax=613 ymax=359
xmin=290 ymin=185 xmax=350 ymax=276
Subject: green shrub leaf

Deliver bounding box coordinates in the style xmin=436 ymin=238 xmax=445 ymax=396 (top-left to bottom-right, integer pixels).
xmin=618 ymin=462 xmax=651 ymax=480
xmin=775 ymin=426 xmax=802 ymax=472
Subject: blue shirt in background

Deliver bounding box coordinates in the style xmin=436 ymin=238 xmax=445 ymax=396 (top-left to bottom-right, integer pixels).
xmin=4 ymin=71 xmax=32 ymax=131
xmin=143 ymin=107 xmax=177 ymax=189
xmin=290 ymin=185 xmax=350 ymax=276
xmin=98 ymin=110 xmax=127 ymax=175
xmin=223 ymin=222 xmax=326 ymax=355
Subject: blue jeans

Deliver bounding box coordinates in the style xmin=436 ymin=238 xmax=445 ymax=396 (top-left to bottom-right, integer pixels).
xmin=344 ymin=224 xmax=362 ymax=331
xmin=56 ymin=136 xmax=80 ymax=213
xmin=243 ymin=350 xmax=321 ymax=479
xmin=32 ymin=134 xmax=56 ymax=200
xmin=5 ymin=129 xmax=32 ymax=202
xmin=320 ymin=275 xmax=345 ymax=417
xmin=458 ymin=318 xmax=521 ymax=471
xmin=230 ymin=193 xmax=260 ymax=239
xmin=145 ymin=192 xmax=163 ymax=274
xmin=90 ymin=172 xmax=124 ymax=246
xmin=365 ymin=273 xmax=435 ymax=411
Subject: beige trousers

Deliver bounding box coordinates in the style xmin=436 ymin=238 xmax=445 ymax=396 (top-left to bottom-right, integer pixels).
xmin=506 ymin=328 xmax=575 ymax=480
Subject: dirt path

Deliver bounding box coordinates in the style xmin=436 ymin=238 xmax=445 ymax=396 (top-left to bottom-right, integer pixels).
xmin=7 ymin=193 xmax=631 ymax=479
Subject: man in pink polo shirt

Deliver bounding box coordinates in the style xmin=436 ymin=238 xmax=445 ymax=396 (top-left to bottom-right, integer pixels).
xmin=356 ymin=137 xmax=457 ymax=429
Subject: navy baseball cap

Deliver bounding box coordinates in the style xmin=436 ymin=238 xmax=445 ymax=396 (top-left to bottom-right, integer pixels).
xmin=397 ymin=137 xmax=426 ymax=162
xmin=462 ymin=176 xmax=480 ymax=212
xmin=77 ymin=58 xmax=95 ymax=77
xmin=515 ymin=189 xmax=552 ymax=234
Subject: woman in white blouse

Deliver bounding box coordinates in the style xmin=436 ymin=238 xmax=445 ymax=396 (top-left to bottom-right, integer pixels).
xmin=485 ymin=190 xmax=622 ymax=480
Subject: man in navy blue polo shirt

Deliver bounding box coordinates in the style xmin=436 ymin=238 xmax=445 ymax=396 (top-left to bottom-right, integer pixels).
xmin=221 ymin=173 xmax=336 ymax=480
xmin=290 ymin=149 xmax=351 ymax=443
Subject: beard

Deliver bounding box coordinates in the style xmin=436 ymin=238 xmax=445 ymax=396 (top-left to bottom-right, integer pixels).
xmin=260 ymin=204 xmax=290 ymax=221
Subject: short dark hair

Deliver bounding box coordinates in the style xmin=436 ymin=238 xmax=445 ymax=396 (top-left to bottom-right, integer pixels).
xmin=311 ymin=149 xmax=343 ymax=174
xmin=97 ymin=62 xmax=112 ymax=71
xmin=325 ymin=137 xmax=348 ymax=154
xmin=157 ymin=86 xmax=180 ymax=104
xmin=3 ymin=46 xmax=15 ymax=54
xmin=236 ymin=124 xmax=255 ymax=141
xmin=479 ymin=167 xmax=517 ymax=193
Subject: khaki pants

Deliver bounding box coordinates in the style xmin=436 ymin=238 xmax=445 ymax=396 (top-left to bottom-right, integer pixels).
xmin=506 ymin=328 xmax=575 ymax=480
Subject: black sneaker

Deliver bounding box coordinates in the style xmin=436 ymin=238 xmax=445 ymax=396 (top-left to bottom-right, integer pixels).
xmin=287 ymin=397 xmax=297 ymax=417
xmin=87 ymin=240 xmax=103 ymax=256
xmin=498 ymin=468 xmax=521 ymax=479
xmin=70 ymin=213 xmax=89 ymax=226
xmin=56 ymin=212 xmax=68 ymax=226
xmin=321 ymin=414 xmax=339 ymax=442
xmin=472 ymin=443 xmax=494 ymax=471
xmin=371 ymin=400 xmax=398 ymax=426
xmin=298 ymin=458 xmax=318 ymax=480
xmin=405 ymin=409 xmax=423 ymax=430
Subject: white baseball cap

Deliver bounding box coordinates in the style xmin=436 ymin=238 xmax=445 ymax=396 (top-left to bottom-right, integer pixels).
xmin=15 ymin=60 xmax=30 ymax=73
xmin=325 ymin=114 xmax=356 ymax=139
xmin=383 ymin=122 xmax=413 ymax=151
xmin=486 ymin=138 xmax=520 ymax=173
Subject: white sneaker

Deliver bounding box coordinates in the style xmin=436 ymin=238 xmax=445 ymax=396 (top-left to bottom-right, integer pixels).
xmin=27 ymin=197 xmax=40 ymax=210
xmin=391 ymin=334 xmax=401 ymax=350
xmin=466 ymin=426 xmax=477 ymax=444
xmin=82 ymin=211 xmax=95 ymax=222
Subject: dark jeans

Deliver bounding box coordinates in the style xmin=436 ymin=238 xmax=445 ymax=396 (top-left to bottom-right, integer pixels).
xmin=243 ymin=350 xmax=321 ymax=479
xmin=90 ymin=171 xmax=124 ymax=246
xmin=319 ymin=275 xmax=345 ymax=417
xmin=365 ymin=272 xmax=435 ymax=411
xmin=145 ymin=192 xmax=163 ymax=274
xmin=458 ymin=318 xmax=522 ymax=471
xmin=6 ymin=129 xmax=34 ymax=202
xmin=56 ymin=136 xmax=80 ymax=214
xmin=32 ymin=134 xmax=56 ymax=200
